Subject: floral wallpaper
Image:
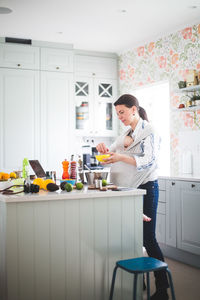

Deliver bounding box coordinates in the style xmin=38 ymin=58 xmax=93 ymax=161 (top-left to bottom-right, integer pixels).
xmin=118 ymin=23 xmax=200 ymax=175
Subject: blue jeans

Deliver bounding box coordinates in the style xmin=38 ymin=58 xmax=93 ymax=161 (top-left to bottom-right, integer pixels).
xmin=138 ymin=180 xmax=169 ymax=290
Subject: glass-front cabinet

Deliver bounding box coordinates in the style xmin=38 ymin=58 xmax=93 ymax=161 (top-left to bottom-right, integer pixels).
xmin=74 ymin=77 xmax=117 ymax=136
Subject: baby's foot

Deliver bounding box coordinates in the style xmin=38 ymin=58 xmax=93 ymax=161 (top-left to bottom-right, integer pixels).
xmin=143 ymin=214 xmax=151 ymax=222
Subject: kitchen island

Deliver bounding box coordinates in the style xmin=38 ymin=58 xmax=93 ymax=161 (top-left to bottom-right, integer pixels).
xmin=0 ymin=187 xmax=145 ymax=300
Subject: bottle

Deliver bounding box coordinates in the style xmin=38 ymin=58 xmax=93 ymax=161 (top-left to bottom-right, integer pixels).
xmin=62 ymin=159 xmax=70 ymax=179
xmin=70 ymin=155 xmax=77 ymax=180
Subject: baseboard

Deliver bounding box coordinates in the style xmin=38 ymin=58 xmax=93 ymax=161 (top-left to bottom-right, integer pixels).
xmin=160 ymin=243 xmax=200 ymax=268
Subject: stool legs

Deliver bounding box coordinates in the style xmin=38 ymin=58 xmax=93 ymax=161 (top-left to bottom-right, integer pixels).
xmin=166 ymin=268 xmax=176 ymax=300
xmin=146 ymin=272 xmax=150 ymax=300
xmin=109 ymin=265 xmax=118 ymax=300
xmin=133 ymin=273 xmax=138 ymax=300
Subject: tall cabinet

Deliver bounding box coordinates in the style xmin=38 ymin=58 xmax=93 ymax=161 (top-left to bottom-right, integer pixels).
xmin=40 ymin=48 xmax=73 ymax=172
xmin=0 ymin=44 xmax=40 ymax=171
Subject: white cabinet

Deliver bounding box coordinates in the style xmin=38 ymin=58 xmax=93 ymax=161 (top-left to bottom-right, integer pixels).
xmin=40 ymin=71 xmax=73 ymax=174
xmin=74 ymin=54 xmax=117 ymax=79
xmin=166 ymin=180 xmax=178 ymax=247
xmin=73 ymin=76 xmax=118 ymax=137
xmin=73 ymin=55 xmax=118 ymax=137
xmin=41 ymin=48 xmax=74 ymax=73
xmin=0 ymin=43 xmax=39 ymax=70
xmin=157 ymin=179 xmax=166 ymax=244
xmin=0 ymin=68 xmax=40 ymax=170
xmin=177 ymin=181 xmax=200 ymax=255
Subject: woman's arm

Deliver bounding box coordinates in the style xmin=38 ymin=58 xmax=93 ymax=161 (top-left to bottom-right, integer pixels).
xmin=102 ymin=152 xmax=137 ymax=166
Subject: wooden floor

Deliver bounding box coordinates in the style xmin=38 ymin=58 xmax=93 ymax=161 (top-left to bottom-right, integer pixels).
xmin=143 ymin=257 xmax=200 ymax=300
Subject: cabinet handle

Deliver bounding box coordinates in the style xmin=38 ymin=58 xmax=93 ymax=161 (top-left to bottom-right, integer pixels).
xmin=191 ymin=184 xmax=195 ymax=188
xmin=56 ymin=66 xmax=60 ymax=70
xmin=17 ymin=64 xmax=21 ymax=67
xmin=171 ymin=182 xmax=175 ymax=186
xmin=92 ymin=73 xmax=96 ymax=76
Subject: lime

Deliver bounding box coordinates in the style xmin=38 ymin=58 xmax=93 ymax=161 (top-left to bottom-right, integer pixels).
xmin=65 ymin=183 xmax=73 ymax=192
xmin=102 ymin=179 xmax=107 ymax=186
xmin=76 ymin=182 xmax=83 ymax=190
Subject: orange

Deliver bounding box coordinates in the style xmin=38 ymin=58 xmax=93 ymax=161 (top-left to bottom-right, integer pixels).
xmin=2 ymin=173 xmax=10 ymax=180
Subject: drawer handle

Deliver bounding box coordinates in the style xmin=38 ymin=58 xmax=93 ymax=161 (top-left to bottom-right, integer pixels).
xmin=17 ymin=64 xmax=21 ymax=67
xmin=56 ymin=66 xmax=60 ymax=70
xmin=92 ymin=73 xmax=96 ymax=76
xmin=191 ymin=184 xmax=195 ymax=188
xmin=171 ymin=182 xmax=175 ymax=186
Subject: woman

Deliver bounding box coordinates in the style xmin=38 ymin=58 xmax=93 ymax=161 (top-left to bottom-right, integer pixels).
xmin=96 ymin=94 xmax=169 ymax=300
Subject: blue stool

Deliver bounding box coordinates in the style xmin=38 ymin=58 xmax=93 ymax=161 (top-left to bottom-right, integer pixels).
xmin=109 ymin=256 xmax=176 ymax=300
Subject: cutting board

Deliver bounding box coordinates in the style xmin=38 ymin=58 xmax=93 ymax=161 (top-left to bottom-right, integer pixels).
xmin=88 ymin=184 xmax=117 ymax=191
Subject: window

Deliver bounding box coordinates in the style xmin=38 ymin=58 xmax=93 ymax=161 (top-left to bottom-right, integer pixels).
xmin=132 ymin=81 xmax=170 ymax=176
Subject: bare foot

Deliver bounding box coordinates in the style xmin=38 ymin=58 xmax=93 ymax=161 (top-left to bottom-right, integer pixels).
xmin=143 ymin=214 xmax=151 ymax=222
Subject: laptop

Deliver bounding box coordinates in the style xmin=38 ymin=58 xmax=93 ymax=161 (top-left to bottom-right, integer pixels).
xmin=29 ymin=160 xmax=46 ymax=178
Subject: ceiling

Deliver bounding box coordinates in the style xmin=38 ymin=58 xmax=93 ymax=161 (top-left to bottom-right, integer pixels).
xmin=0 ymin=0 xmax=200 ymax=54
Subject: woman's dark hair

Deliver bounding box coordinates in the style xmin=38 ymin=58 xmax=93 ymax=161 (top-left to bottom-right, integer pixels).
xmin=139 ymin=106 xmax=149 ymax=122
xmin=114 ymin=94 xmax=139 ymax=110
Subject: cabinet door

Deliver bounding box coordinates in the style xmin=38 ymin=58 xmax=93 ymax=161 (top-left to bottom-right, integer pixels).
xmin=0 ymin=68 xmax=40 ymax=170
xmin=94 ymin=78 xmax=118 ymax=137
xmin=41 ymin=48 xmax=74 ymax=72
xmin=41 ymin=71 xmax=73 ymax=174
xmin=74 ymin=55 xmax=117 ymax=79
xmin=177 ymin=181 xmax=200 ymax=255
xmin=156 ymin=214 xmax=166 ymax=244
xmin=0 ymin=43 xmax=39 ymax=70
xmin=74 ymin=76 xmax=93 ymax=135
xmin=166 ymin=180 xmax=178 ymax=247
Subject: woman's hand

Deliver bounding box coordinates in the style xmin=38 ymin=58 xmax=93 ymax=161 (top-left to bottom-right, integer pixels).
xmin=102 ymin=152 xmax=136 ymax=166
xmin=96 ymin=143 xmax=109 ymax=154
xmin=101 ymin=152 xmax=122 ymax=164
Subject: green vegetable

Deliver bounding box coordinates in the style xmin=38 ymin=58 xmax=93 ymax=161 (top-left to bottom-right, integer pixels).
xmin=102 ymin=179 xmax=107 ymax=186
xmin=65 ymin=183 xmax=73 ymax=192
xmin=76 ymin=182 xmax=83 ymax=190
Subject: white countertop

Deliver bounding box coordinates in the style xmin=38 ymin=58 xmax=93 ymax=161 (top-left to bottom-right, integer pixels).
xmin=159 ymin=175 xmax=200 ymax=182
xmin=0 ymin=186 xmax=146 ymax=203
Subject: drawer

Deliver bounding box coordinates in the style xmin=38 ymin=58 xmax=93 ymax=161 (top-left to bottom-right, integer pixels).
xmin=0 ymin=43 xmax=39 ymax=70
xmin=41 ymin=48 xmax=74 ymax=72
xmin=158 ymin=178 xmax=166 ymax=190
xmin=157 ymin=202 xmax=166 ymax=214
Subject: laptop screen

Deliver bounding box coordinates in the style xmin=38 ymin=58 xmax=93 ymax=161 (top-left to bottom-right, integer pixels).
xmin=29 ymin=160 xmax=46 ymax=178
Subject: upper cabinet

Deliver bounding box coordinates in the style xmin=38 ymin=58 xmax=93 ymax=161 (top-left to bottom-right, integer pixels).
xmin=73 ymin=54 xmax=118 ymax=137
xmin=0 ymin=43 xmax=39 ymax=70
xmin=74 ymin=54 xmax=117 ymax=79
xmin=41 ymin=48 xmax=74 ymax=73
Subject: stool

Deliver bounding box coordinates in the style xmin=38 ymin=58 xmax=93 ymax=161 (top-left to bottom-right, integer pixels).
xmin=109 ymin=256 xmax=176 ymax=300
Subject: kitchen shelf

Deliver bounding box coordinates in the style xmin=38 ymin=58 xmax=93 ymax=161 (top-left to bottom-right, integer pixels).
xmin=174 ymin=85 xmax=200 ymax=93
xmin=173 ymin=105 xmax=200 ymax=112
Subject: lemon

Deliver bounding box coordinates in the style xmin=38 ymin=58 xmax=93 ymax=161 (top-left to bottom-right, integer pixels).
xmin=65 ymin=183 xmax=73 ymax=192
xmin=76 ymin=182 xmax=83 ymax=190
xmin=10 ymin=172 xmax=17 ymax=179
xmin=102 ymin=179 xmax=107 ymax=186
xmin=33 ymin=178 xmax=45 ymax=189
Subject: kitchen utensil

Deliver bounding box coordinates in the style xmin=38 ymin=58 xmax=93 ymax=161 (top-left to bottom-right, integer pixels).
xmin=94 ymin=172 xmax=108 ymax=180
xmin=85 ymin=172 xmax=95 ymax=185
xmin=84 ymin=164 xmax=91 ymax=171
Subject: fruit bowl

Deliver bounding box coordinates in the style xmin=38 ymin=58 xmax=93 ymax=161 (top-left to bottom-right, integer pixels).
xmin=95 ymin=154 xmax=110 ymax=162
xmin=60 ymin=179 xmax=76 ymax=186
